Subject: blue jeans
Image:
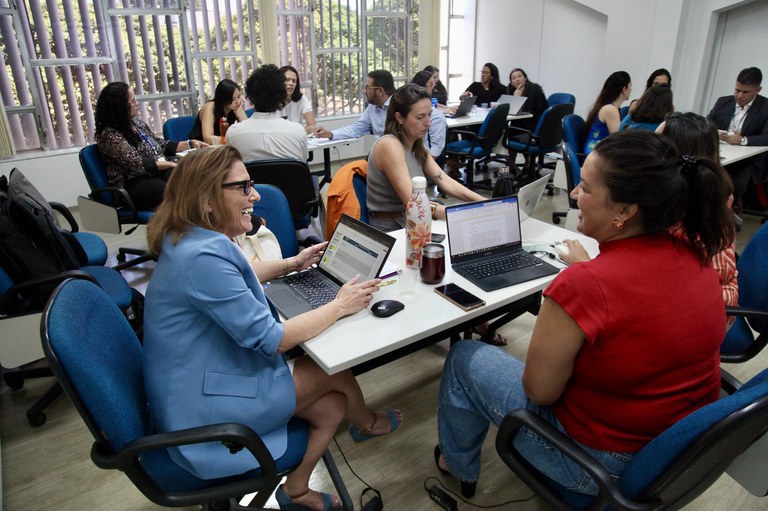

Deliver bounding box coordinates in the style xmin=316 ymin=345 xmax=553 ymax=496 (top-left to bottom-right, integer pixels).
xmin=437 ymin=340 xmax=633 ymax=495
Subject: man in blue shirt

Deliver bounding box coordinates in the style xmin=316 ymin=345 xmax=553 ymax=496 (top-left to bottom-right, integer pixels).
xmin=315 ymin=70 xmax=394 ymax=140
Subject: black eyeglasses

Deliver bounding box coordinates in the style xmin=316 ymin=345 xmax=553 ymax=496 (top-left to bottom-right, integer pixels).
xmin=221 ymin=179 xmax=255 ymax=195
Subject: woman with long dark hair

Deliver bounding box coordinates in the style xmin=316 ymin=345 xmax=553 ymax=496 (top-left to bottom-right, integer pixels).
xmin=458 ymin=62 xmax=506 ymax=106
xmin=188 ymin=79 xmax=248 ymax=144
xmin=278 ymin=65 xmax=316 ymax=134
xmin=95 ymin=82 xmax=206 ymax=210
xmin=582 ymin=71 xmax=632 ymax=154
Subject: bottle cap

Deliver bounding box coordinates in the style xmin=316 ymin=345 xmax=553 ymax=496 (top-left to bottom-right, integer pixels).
xmin=412 ymin=176 xmax=427 ymax=190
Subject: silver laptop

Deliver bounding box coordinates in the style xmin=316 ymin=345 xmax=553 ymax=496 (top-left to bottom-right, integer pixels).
xmin=265 ymin=215 xmax=395 ymax=318
xmin=446 ymin=96 xmax=478 ymax=118
xmin=445 ymin=196 xmax=558 ymax=292
xmin=497 ymin=94 xmax=528 ymax=115
xmin=516 ymin=174 xmax=550 ymax=221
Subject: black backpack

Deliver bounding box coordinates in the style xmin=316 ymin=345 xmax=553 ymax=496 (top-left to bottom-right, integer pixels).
xmin=0 ymin=173 xmax=82 ymax=312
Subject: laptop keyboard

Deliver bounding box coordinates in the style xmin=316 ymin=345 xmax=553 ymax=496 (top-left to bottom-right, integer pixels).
xmin=463 ymin=251 xmax=540 ymax=279
xmin=283 ymin=271 xmax=338 ymax=309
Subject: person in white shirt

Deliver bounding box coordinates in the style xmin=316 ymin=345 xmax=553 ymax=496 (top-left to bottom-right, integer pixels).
xmin=314 ymin=70 xmax=394 ymax=140
xmin=279 ymin=65 xmax=315 ymax=134
xmin=707 ymin=67 xmax=768 ymax=213
xmin=226 ymin=64 xmax=309 ymax=162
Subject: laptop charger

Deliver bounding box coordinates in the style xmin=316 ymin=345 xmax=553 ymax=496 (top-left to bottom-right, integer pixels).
xmin=427 ymin=484 xmax=458 ymax=511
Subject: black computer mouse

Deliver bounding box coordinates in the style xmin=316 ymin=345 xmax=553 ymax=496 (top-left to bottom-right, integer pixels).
xmin=371 ymin=299 xmax=405 ymax=318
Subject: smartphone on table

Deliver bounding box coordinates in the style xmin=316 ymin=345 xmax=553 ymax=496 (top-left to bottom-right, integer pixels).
xmin=435 ymin=283 xmax=486 ymax=311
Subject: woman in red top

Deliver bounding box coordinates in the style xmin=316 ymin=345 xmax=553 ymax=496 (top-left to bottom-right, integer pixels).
xmin=435 ymin=131 xmax=734 ymax=498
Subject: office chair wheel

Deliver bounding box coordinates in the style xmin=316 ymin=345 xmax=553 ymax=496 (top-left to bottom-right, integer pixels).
xmin=116 ymin=252 xmax=127 ymax=262
xmin=27 ymin=411 xmax=47 ymax=427
xmin=552 ymin=216 xmax=561 ymax=225
xmin=4 ymin=372 xmax=24 ymax=390
xmin=547 ymin=188 xmax=554 ymax=196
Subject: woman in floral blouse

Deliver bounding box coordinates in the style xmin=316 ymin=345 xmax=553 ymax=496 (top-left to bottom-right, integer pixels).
xmin=95 ymin=82 xmax=206 ymax=210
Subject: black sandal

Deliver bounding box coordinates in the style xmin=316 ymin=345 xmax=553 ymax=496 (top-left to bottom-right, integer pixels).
xmin=433 ymin=445 xmax=477 ymax=498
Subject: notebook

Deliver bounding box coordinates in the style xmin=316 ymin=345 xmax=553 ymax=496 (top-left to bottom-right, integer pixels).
xmin=445 ymin=196 xmax=558 ymax=292
xmin=497 ymin=94 xmax=528 ymax=115
xmin=265 ymin=214 xmax=396 ymax=319
xmin=446 ymin=96 xmax=478 ymax=118
xmin=516 ymin=174 xmax=551 ymax=221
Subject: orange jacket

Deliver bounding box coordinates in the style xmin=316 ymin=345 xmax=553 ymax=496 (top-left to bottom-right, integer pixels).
xmin=325 ymin=159 xmax=367 ymax=239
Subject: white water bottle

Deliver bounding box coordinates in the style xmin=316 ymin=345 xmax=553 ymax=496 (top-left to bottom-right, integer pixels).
xmin=405 ymin=176 xmax=431 ymax=269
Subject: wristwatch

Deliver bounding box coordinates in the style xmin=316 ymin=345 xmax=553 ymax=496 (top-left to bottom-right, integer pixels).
xmin=740 ymin=136 xmax=748 ymax=146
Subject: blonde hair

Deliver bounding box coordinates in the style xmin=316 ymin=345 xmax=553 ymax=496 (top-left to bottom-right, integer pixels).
xmin=146 ymin=145 xmax=243 ymax=255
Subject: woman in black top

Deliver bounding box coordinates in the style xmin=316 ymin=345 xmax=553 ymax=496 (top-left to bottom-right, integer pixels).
xmin=459 ymin=62 xmax=506 ymax=106
xmin=507 ymin=68 xmax=549 ymax=129
xmin=188 ymin=79 xmax=247 ymax=144
xmin=424 ymin=65 xmax=448 ymax=105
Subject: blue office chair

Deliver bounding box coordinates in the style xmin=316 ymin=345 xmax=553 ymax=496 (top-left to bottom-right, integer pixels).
xmin=352 ymin=173 xmax=369 ymax=224
xmin=547 ymin=93 xmax=575 ymax=107
xmin=244 ymin=159 xmax=320 ymax=234
xmin=720 ymin=222 xmax=768 ymax=391
xmin=41 ymin=278 xmax=352 ymax=510
xmin=561 ymin=114 xmax=585 ymax=163
xmin=503 ymin=103 xmax=574 ymax=183
xmin=619 ymin=105 xmax=630 ymax=120
xmin=496 ymin=366 xmax=768 ymax=511
xmin=162 ymin=115 xmax=196 ymax=141
xmin=78 ymin=144 xmax=155 ymax=270
xmin=444 ymin=103 xmax=511 ymax=189
xmin=251 ymin=184 xmax=299 ymax=258
xmin=552 ymin=142 xmax=582 ymax=225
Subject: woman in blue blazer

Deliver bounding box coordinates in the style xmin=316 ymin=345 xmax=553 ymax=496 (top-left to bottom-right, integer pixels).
xmin=143 ymin=146 xmax=401 ymax=511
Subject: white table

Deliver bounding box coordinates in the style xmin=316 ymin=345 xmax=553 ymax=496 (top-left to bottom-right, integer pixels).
xmin=307 ymin=136 xmax=361 ymax=188
xmin=445 ymin=108 xmax=531 ymax=129
xmin=719 ymin=143 xmax=768 ymax=166
xmin=300 ymin=218 xmax=598 ymax=374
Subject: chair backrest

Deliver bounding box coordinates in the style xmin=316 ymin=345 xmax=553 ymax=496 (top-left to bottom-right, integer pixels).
xmin=561 ymin=114 xmax=585 ymax=154
xmin=477 ymin=103 xmax=511 ymax=149
xmin=532 ymin=103 xmax=574 ymax=149
xmin=722 ymin=221 xmax=768 ymax=358
xmin=618 ymin=367 xmax=768 ymax=506
xmin=352 ymin=173 xmax=368 ymax=224
xmin=244 ymin=159 xmax=317 ymax=230
xmin=547 ymin=93 xmax=575 ymax=107
xmin=79 ymin=145 xmax=113 ymax=206
xmin=561 ymin=143 xmax=581 ymax=209
xmin=251 ymin=184 xmax=299 ymax=257
xmin=162 ymin=115 xmax=196 ymax=141
xmin=735 ymin=221 xmax=768 ymax=332
xmin=619 ymin=105 xmax=630 ymax=120
xmin=42 ymin=279 xmax=146 ymax=453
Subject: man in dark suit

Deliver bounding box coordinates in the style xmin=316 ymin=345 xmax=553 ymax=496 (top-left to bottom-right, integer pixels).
xmin=707 ymin=67 xmax=768 ymax=212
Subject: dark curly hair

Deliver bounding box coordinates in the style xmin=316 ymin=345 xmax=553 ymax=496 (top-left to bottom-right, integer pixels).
xmin=95 ymin=82 xmax=134 ymax=140
xmin=279 ymin=65 xmax=304 ymax=103
xmin=245 ymin=64 xmax=285 ymax=113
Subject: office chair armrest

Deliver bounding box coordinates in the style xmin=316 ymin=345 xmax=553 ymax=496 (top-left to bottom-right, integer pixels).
xmin=446 ymin=129 xmax=480 ymax=143
xmin=92 ymin=422 xmax=279 ymax=508
xmin=90 ymin=186 xmax=140 ymax=216
xmin=503 ymin=126 xmax=537 ymax=149
xmin=1 ymin=270 xmax=98 ymax=314
xmin=299 ymin=235 xmax=324 ymax=248
xmin=50 ymin=202 xmax=79 ymax=232
xmin=725 ymin=306 xmax=768 ymax=320
xmin=721 ymin=368 xmax=743 ymax=394
xmin=496 ymin=409 xmax=660 ymax=511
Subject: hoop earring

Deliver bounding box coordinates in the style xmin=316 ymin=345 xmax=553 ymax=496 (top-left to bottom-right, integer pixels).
xmin=611 ymin=217 xmax=625 ymax=231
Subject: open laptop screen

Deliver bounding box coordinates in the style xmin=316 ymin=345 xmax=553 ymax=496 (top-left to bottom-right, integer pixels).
xmin=446 ymin=196 xmax=522 ymax=258
xmin=319 ymin=215 xmax=393 ymax=284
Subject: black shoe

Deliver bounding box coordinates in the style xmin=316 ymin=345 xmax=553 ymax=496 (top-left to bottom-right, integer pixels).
xmin=433 ymin=445 xmax=477 ymax=498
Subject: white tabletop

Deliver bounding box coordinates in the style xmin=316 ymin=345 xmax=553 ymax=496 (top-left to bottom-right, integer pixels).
xmin=719 ymin=143 xmax=768 ymax=166
xmin=446 ymin=108 xmax=532 ymax=129
xmin=300 ymin=218 xmax=598 ymax=374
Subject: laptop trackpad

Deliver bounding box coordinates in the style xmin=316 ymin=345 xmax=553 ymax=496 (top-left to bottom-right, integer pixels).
xmin=269 ymin=287 xmax=311 ymax=318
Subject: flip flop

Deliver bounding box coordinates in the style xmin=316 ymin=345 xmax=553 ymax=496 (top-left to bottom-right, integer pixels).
xmin=473 ymin=325 xmax=508 ymax=346
xmin=348 ymin=408 xmax=401 ymax=443
xmin=275 ymin=485 xmax=340 ymax=511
